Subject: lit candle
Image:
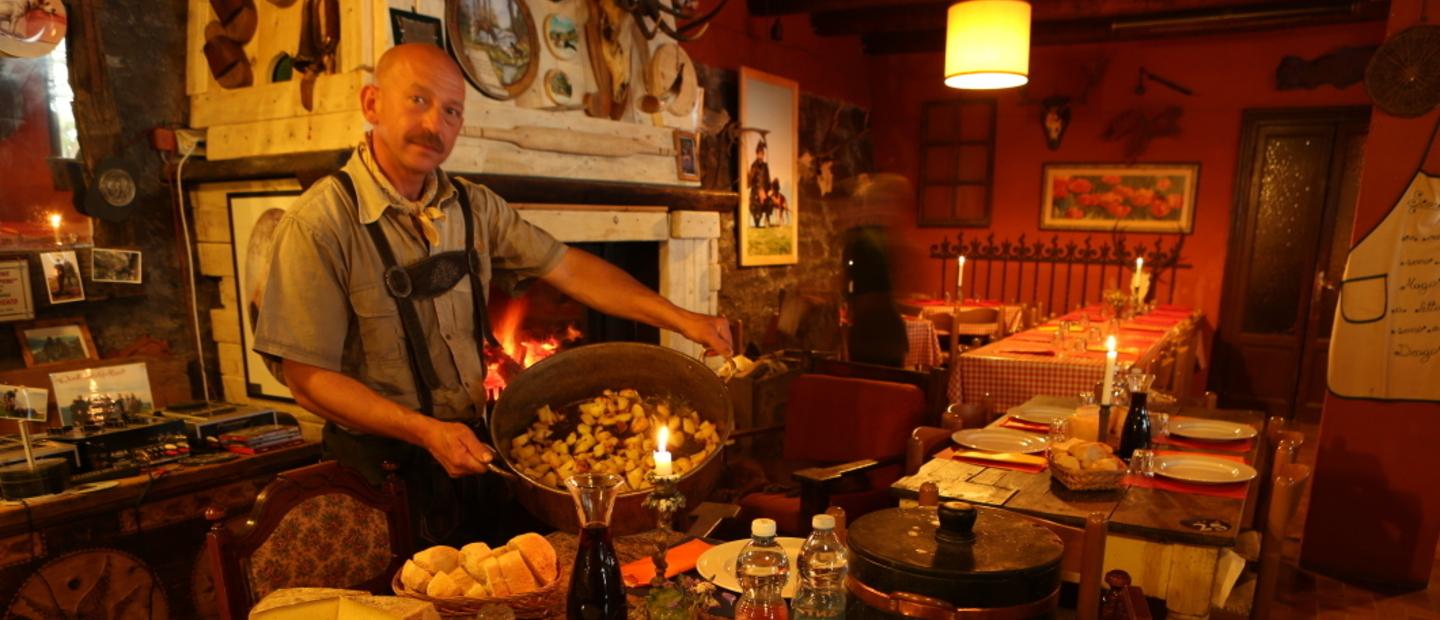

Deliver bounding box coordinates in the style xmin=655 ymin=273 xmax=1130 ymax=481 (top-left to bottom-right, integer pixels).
xmin=956 ymin=256 xmax=966 ymax=301
xmin=1101 ymin=336 xmax=1117 ymax=406
xmin=654 ymin=425 xmax=673 ymax=476
xmin=49 ymin=215 xmax=62 ymax=245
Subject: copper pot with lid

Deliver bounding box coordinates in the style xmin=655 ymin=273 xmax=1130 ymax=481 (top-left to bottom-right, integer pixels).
xmin=846 ymin=502 xmax=1063 ymax=620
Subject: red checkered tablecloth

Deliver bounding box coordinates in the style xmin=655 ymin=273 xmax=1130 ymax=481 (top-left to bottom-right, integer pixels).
xmin=952 ymin=306 xmax=1199 ymax=410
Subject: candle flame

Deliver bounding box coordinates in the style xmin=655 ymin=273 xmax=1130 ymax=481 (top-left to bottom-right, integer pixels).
xmin=657 ymin=425 xmax=669 ymax=452
xmin=1106 ymin=336 xmax=1117 ymax=352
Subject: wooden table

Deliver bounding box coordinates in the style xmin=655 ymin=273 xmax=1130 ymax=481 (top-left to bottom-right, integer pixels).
xmin=892 ymin=402 xmax=1265 ymax=620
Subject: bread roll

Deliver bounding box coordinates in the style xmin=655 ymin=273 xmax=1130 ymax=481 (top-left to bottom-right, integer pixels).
xmin=497 ymin=550 xmax=540 ymax=594
xmin=459 ymin=543 xmax=493 ymax=581
xmin=425 ymin=571 xmax=462 ymax=598
xmin=400 ymin=560 xmax=432 ymax=593
xmin=508 ymin=533 xmax=558 ymax=585
xmin=414 ymin=546 xmax=460 ymax=575
xmin=481 ymin=557 xmax=511 ymax=596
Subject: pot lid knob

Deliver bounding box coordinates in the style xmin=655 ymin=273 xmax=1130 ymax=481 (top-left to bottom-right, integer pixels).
xmin=935 ymin=501 xmax=977 ymax=544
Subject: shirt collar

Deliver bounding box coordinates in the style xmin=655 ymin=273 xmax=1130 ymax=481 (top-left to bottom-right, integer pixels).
xmin=347 ymin=134 xmax=457 ymax=225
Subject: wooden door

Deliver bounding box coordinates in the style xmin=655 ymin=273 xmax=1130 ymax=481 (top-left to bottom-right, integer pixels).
xmin=1212 ymin=107 xmax=1369 ymax=422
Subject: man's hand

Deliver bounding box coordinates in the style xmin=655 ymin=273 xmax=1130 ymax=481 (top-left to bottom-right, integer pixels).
xmin=418 ymin=420 xmax=495 ymax=477
xmin=679 ymin=312 xmax=734 ymax=359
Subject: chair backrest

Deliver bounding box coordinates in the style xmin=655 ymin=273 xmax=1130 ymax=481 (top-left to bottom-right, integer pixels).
xmin=784 ymin=374 xmax=925 ymax=462
xmin=206 ymin=460 xmax=412 ymax=620
xmin=1252 ymin=463 xmax=1311 ymax=620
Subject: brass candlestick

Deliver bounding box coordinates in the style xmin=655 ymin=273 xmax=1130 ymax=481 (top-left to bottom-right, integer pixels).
xmin=642 ymin=472 xmax=685 ymax=588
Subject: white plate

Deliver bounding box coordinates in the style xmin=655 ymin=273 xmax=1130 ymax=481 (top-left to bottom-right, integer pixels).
xmin=1168 ymin=419 xmax=1258 ymax=442
xmin=1152 ymin=454 xmax=1258 ymax=484
xmin=695 ymin=537 xmax=803 ymax=597
xmin=1009 ymin=405 xmax=1077 ymax=425
xmin=951 ymin=428 xmax=1048 ymax=454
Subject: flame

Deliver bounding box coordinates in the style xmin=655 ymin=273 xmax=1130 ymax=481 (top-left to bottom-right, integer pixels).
xmin=483 ymin=295 xmax=583 ymax=400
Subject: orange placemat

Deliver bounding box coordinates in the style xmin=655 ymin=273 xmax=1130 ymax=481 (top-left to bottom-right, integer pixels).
xmin=1122 ymin=451 xmax=1250 ymax=499
xmin=620 ymin=539 xmax=716 ymax=587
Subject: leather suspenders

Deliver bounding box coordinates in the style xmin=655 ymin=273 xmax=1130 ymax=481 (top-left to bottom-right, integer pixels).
xmin=332 ymin=171 xmax=499 ymax=417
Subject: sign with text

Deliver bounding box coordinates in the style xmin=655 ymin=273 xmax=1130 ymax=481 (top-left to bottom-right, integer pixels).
xmin=0 ymin=260 xmax=34 ymax=322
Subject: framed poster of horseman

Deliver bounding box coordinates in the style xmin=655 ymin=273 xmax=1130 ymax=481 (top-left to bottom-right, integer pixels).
xmin=739 ymin=67 xmax=799 ymax=267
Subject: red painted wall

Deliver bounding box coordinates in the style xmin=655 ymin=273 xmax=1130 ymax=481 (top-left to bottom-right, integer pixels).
xmin=1300 ymin=0 xmax=1440 ymax=588
xmin=866 ymin=22 xmax=1383 ymax=370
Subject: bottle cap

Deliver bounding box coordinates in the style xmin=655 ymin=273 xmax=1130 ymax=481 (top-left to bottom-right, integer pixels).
xmin=752 ymin=518 xmax=777 ymax=537
xmin=812 ymin=514 xmax=836 ymax=530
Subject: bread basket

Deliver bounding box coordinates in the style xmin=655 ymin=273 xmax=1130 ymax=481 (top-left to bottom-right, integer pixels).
xmin=392 ymin=560 xmax=563 ymax=620
xmin=1046 ymin=453 xmax=1125 ymax=491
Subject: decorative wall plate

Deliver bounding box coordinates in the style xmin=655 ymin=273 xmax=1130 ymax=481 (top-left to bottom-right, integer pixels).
xmin=447 ymin=0 xmax=539 ymax=101
xmin=544 ymin=69 xmax=574 ymax=105
xmin=1365 ymin=25 xmax=1440 ymax=118
xmin=544 ymin=14 xmax=578 ymax=60
xmin=0 ymin=0 xmax=68 ymax=59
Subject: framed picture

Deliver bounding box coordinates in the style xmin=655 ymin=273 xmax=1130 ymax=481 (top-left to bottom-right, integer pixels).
xmin=448 ymin=0 xmax=539 ymax=101
xmin=38 ymin=250 xmax=83 ymax=303
xmin=390 ymin=8 xmax=444 ymax=48
xmin=91 ymin=248 xmax=142 ymax=283
xmin=1040 ymin=163 xmax=1200 ymax=233
xmin=674 ymin=131 xmax=700 ymax=181
xmin=0 ymin=385 xmax=48 ymax=422
xmin=50 ymin=363 xmax=153 ymax=427
xmin=0 ymin=259 xmax=35 ymax=322
xmin=739 ymin=67 xmax=799 ymax=267
xmin=230 ymin=191 xmax=302 ymax=401
xmin=14 ymin=318 xmax=98 ymax=368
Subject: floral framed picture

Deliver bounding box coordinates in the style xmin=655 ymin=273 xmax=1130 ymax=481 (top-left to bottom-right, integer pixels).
xmin=1040 ymin=163 xmax=1199 ymax=234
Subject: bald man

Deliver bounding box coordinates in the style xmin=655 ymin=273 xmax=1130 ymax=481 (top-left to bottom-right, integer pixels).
xmin=252 ymin=44 xmax=732 ymax=546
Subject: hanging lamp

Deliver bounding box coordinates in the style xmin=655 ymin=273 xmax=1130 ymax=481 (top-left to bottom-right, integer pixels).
xmin=944 ymin=0 xmax=1031 ymax=89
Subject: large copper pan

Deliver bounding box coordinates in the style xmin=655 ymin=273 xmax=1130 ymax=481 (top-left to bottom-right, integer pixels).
xmin=489 ymin=342 xmax=733 ymax=535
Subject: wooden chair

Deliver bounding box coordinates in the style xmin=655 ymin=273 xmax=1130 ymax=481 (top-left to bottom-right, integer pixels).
xmin=1251 ymin=463 xmax=1312 ymax=620
xmin=206 ymin=460 xmax=412 ymax=620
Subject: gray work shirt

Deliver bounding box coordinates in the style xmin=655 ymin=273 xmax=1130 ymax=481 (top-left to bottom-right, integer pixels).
xmin=252 ymin=151 xmax=567 ymax=423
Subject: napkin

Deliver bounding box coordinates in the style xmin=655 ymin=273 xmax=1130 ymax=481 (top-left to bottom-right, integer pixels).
xmin=937 ymin=447 xmax=1047 ymax=473
xmin=620 ymin=538 xmax=716 ymax=587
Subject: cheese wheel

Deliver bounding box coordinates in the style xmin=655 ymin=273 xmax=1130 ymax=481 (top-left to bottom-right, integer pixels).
xmin=399 ymin=560 xmax=432 ymax=594
xmin=508 ymin=533 xmax=558 ymax=585
xmin=336 ymin=595 xmax=441 ymax=620
xmin=413 ymin=546 xmax=460 ymax=575
xmin=249 ymin=587 xmax=368 ymax=620
xmin=425 ymin=571 xmax=462 ymax=598
xmin=459 ymin=542 xmax=493 ymax=581
xmin=497 ymin=550 xmax=540 ymax=594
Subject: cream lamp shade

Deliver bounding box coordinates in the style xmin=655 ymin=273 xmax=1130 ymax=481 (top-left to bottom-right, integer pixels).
xmin=944 ymin=0 xmax=1031 ymax=89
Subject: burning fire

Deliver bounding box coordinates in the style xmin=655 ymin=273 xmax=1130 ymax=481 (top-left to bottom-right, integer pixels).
xmin=483 ymin=294 xmax=583 ymax=399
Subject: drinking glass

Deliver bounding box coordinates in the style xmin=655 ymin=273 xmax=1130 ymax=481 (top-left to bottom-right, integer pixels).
xmin=1128 ymin=449 xmax=1155 ymax=477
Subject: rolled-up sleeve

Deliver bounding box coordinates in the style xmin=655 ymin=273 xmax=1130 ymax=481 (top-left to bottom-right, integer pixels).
xmin=253 ymin=213 xmax=351 ymax=372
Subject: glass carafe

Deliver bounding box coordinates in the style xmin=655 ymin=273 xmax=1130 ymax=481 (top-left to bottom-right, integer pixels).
xmin=566 ymin=473 xmax=628 ymax=620
xmin=1118 ymin=373 xmax=1157 ymax=460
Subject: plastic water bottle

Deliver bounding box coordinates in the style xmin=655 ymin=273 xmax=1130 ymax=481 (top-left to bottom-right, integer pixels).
xmin=735 ymin=518 xmax=791 ymax=620
xmin=792 ymin=514 xmax=849 ymax=620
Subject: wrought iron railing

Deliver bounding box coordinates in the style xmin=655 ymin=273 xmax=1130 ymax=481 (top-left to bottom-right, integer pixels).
xmin=929 ymin=232 xmax=1191 ymax=314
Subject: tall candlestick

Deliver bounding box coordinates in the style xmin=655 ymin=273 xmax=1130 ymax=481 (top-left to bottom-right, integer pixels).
xmin=1101 ymin=336 xmax=1117 ymax=406
xmin=654 ymin=425 xmax=673 ymax=476
xmin=956 ymin=256 xmax=966 ymax=301
xmin=49 ymin=215 xmax=62 ymax=245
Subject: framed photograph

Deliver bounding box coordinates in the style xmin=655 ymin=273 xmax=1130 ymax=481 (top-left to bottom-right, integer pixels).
xmin=14 ymin=318 xmax=98 ymax=368
xmin=38 ymin=250 xmax=83 ymax=303
xmin=1040 ymin=163 xmax=1199 ymax=233
xmin=448 ymin=0 xmax=539 ymax=101
xmin=390 ymin=8 xmax=444 ymax=48
xmin=674 ymin=131 xmax=700 ymax=181
xmin=230 ymin=191 xmax=301 ymax=400
xmin=739 ymin=67 xmax=799 ymax=267
xmin=91 ymin=248 xmax=142 ymax=283
xmin=0 ymin=385 xmax=48 ymax=422
xmin=0 ymin=259 xmax=35 ymax=322
xmin=50 ymin=363 xmax=153 ymax=427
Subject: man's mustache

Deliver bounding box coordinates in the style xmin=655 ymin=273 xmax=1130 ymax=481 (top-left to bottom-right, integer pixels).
xmin=407 ymin=130 xmax=445 ymax=152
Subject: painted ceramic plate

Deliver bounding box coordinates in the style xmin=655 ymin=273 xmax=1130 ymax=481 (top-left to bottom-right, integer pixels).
xmin=951 ymin=428 xmax=1048 ymax=454
xmin=696 ymin=537 xmax=803 ymax=598
xmin=1152 ymin=454 xmax=1257 ymax=484
xmin=448 ymin=0 xmax=539 ymax=100
xmin=1168 ymin=419 xmax=1257 ymax=442
xmin=544 ymin=14 xmax=578 ymax=60
xmin=1008 ymin=404 xmax=1076 ymax=425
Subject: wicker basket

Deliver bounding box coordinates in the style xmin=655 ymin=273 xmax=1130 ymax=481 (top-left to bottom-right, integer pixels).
xmin=392 ymin=561 xmax=564 ymax=620
xmin=1047 ymin=453 xmax=1125 ymax=491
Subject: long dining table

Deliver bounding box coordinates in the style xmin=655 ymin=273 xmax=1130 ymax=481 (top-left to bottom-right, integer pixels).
xmin=892 ymin=399 xmax=1265 ymax=620
xmin=954 ymin=304 xmax=1200 ymax=411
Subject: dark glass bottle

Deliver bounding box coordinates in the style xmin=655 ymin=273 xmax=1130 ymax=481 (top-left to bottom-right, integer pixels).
xmin=1117 ymin=373 xmax=1155 ymax=460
